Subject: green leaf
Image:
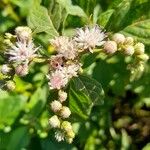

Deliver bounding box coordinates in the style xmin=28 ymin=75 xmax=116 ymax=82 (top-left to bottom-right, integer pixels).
xmin=56 ymin=0 xmax=87 ymax=18
xmin=7 ymin=127 xmax=31 ymax=150
xmin=106 ymin=0 xmax=133 ymax=31
xmin=26 ymin=86 xmax=48 ymax=118
xmin=98 ymin=9 xmax=114 ymax=28
xmin=69 ymin=75 xmax=104 ymax=120
xmin=27 ymin=1 xmax=58 ymax=37
xmin=0 ymin=90 xmax=28 ymax=128
xmin=121 ymin=19 xmax=150 ymax=46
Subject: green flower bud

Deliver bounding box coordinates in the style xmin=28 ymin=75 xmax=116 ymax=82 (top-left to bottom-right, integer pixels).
xmin=1 ymin=64 xmax=14 ymax=76
xmin=66 ymin=130 xmax=75 ymax=139
xmin=134 ymin=42 xmax=145 ymax=55
xmin=123 ymin=45 xmax=134 ymax=55
xmin=6 ymin=80 xmax=16 ymax=91
xmin=137 ymin=54 xmax=149 ymax=61
xmin=124 ymin=37 xmax=134 ymax=45
xmin=61 ymin=121 xmax=72 ymax=132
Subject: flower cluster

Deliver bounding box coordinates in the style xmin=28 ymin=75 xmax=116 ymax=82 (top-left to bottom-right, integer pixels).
xmin=48 ymin=25 xmax=106 ymax=143
xmin=103 ymin=33 xmax=149 ymax=80
xmin=1 ymin=24 xmax=148 ymax=144
xmin=1 ymin=27 xmax=39 ymax=90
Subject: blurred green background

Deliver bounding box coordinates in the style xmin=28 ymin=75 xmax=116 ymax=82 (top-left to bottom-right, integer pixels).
xmin=0 ymin=0 xmax=150 ymax=150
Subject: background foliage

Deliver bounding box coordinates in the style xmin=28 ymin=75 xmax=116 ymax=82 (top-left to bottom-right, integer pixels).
xmin=0 ymin=0 xmax=150 ymax=149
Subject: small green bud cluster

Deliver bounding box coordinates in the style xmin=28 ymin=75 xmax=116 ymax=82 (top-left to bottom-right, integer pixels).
xmin=102 ymin=33 xmax=149 ymax=80
xmin=48 ymin=90 xmax=75 ymax=143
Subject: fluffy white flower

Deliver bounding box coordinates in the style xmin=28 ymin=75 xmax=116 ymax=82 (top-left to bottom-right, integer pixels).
xmin=65 ymin=64 xmax=81 ymax=79
xmin=55 ymin=130 xmax=65 ymax=142
xmin=74 ymin=25 xmax=106 ymax=52
xmin=6 ymin=40 xmax=38 ymax=64
xmin=49 ymin=115 xmax=60 ymax=128
xmin=50 ymin=36 xmax=77 ymax=60
xmin=50 ymin=100 xmax=62 ymax=112
xmin=47 ymin=70 xmax=68 ymax=90
xmin=60 ymin=106 xmax=71 ymax=119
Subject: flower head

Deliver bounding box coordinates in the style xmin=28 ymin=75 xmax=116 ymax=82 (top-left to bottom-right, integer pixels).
xmin=49 ymin=115 xmax=60 ymax=128
xmin=60 ymin=106 xmax=71 ymax=119
xmin=47 ymin=70 xmax=68 ymax=90
xmin=50 ymin=36 xmax=78 ymax=60
xmin=50 ymin=100 xmax=62 ymax=112
xmin=58 ymin=90 xmax=67 ymax=103
xmin=15 ymin=26 xmax=32 ymax=42
xmin=55 ymin=130 xmax=65 ymax=142
xmin=6 ymin=40 xmax=39 ymax=64
xmin=74 ymin=25 xmax=106 ymax=52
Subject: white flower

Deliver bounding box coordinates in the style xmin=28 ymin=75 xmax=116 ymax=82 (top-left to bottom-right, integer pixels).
xmin=50 ymin=36 xmax=77 ymax=60
xmin=74 ymin=25 xmax=106 ymax=52
xmin=112 ymin=33 xmax=125 ymax=44
xmin=49 ymin=115 xmax=60 ymax=128
xmin=65 ymin=64 xmax=81 ymax=79
xmin=55 ymin=130 xmax=65 ymax=142
xmin=103 ymin=41 xmax=117 ymax=54
xmin=47 ymin=70 xmax=68 ymax=90
xmin=50 ymin=100 xmax=62 ymax=112
xmin=15 ymin=26 xmax=32 ymax=41
xmin=50 ymin=55 xmax=63 ymax=69
xmin=60 ymin=106 xmax=71 ymax=119
xmin=6 ymin=40 xmax=39 ymax=64
xmin=58 ymin=90 xmax=67 ymax=103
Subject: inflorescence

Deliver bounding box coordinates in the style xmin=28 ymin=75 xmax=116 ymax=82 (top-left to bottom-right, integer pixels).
xmin=0 ymin=25 xmax=149 ymax=143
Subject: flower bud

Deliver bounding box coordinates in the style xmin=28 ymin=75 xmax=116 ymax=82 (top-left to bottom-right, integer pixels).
xmin=137 ymin=54 xmax=149 ymax=61
xmin=6 ymin=80 xmax=16 ymax=91
xmin=49 ymin=115 xmax=60 ymax=128
xmin=134 ymin=42 xmax=145 ymax=55
xmin=15 ymin=26 xmax=32 ymax=41
xmin=60 ymin=106 xmax=71 ymax=119
xmin=58 ymin=90 xmax=67 ymax=103
xmin=1 ymin=64 xmax=14 ymax=76
xmin=123 ymin=45 xmax=134 ymax=55
xmin=66 ymin=137 xmax=74 ymax=144
xmin=66 ymin=130 xmax=75 ymax=139
xmin=61 ymin=121 xmax=72 ymax=132
xmin=103 ymin=41 xmax=117 ymax=54
xmin=112 ymin=33 xmax=125 ymax=44
xmin=15 ymin=64 xmax=29 ymax=76
xmin=124 ymin=37 xmax=134 ymax=45
xmin=50 ymin=100 xmax=62 ymax=113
